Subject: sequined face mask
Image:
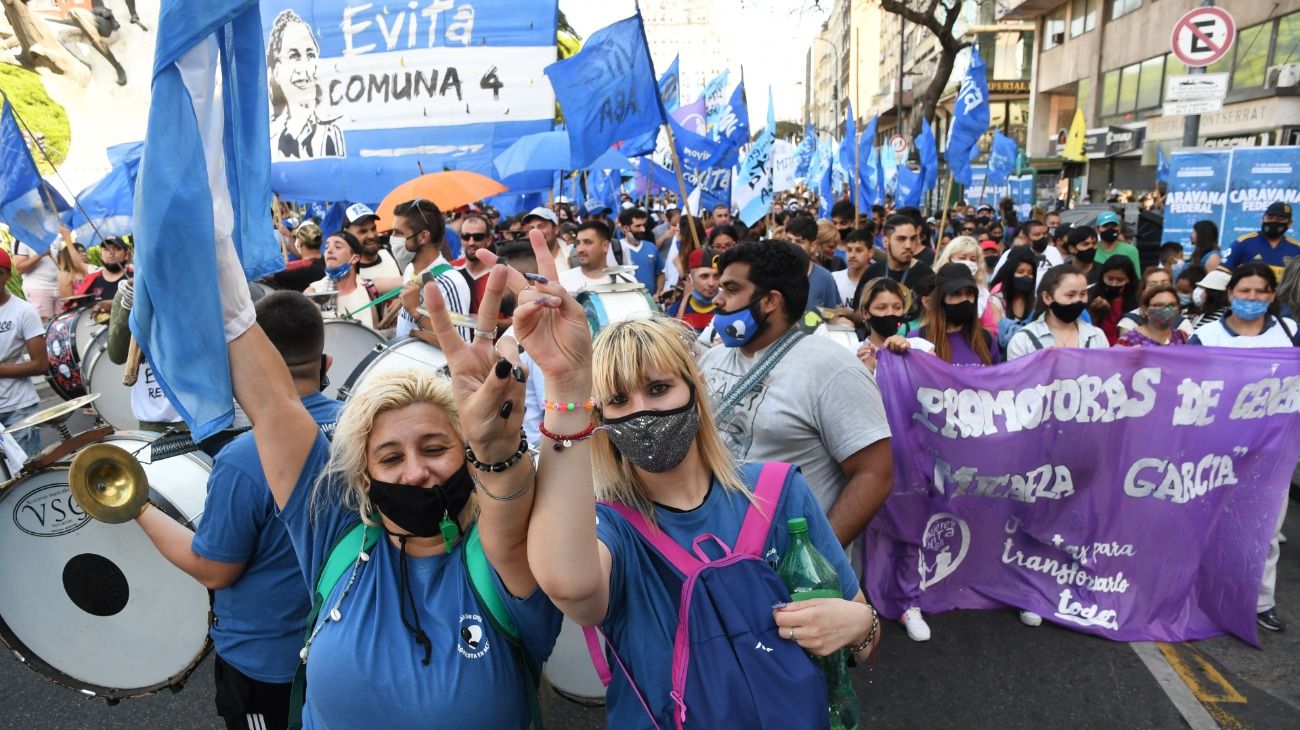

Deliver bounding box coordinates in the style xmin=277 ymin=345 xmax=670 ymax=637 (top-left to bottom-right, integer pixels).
xmin=602 ymin=387 xmax=700 ymax=473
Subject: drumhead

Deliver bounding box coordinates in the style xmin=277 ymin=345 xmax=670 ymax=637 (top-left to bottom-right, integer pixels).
xmin=340 ymin=338 xmax=449 ymax=401
xmin=0 ymin=434 xmax=212 ymax=699
xmin=577 ymin=289 xmax=659 ymax=334
xmin=44 ymin=310 xmax=86 ymax=401
xmin=82 ymin=331 xmax=136 ymax=432
xmin=73 ymin=307 xmax=107 ymax=364
xmin=322 ymin=320 xmax=386 ymax=400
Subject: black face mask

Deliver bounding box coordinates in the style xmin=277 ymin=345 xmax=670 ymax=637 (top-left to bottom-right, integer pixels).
xmin=983 ymin=255 xmax=1000 ymax=272
xmin=1074 ymin=248 xmax=1097 ymax=264
xmin=976 ymin=215 xmax=991 ymax=226
xmin=943 ymin=300 xmax=977 ymax=326
xmin=1030 ymin=237 xmax=1049 ymax=253
xmin=367 ymin=464 xmax=475 ymax=540
xmin=1101 ymin=283 xmax=1125 ymax=300
xmin=868 ymin=314 xmax=905 ymax=338
xmin=1099 ymin=229 xmax=1120 ymax=243
xmin=1012 ymin=275 xmax=1036 ymax=294
xmin=1049 ymin=300 xmax=1087 ymax=323
xmin=103 ymin=261 xmax=124 ymax=274
xmin=1262 ymin=222 xmax=1289 ymax=240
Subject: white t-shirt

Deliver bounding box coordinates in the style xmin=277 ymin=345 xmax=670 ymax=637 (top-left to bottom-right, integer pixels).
xmin=131 ymin=363 xmax=182 ymax=423
xmin=357 ymin=247 xmax=401 ymax=282
xmin=830 ymin=269 xmax=862 ymax=308
xmin=308 ymin=277 xmax=379 ymax=331
xmin=697 ymin=334 xmax=892 ymax=511
xmin=1190 ymin=316 xmax=1299 ymax=348
xmin=662 ymin=239 xmax=681 ymax=290
xmin=558 ymin=267 xmax=613 ymax=295
xmin=0 ymin=295 xmax=45 ymax=412
xmin=15 ymin=243 xmax=58 ymax=290
xmin=395 ymin=258 xmax=472 ymax=341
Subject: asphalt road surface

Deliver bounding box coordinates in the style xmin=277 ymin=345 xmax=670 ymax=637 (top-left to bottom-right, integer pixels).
xmin=1 ymin=385 xmax=1295 ymax=729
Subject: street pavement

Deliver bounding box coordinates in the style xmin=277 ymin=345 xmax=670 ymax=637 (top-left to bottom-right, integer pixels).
xmin=1 ymin=385 xmax=1296 ymax=729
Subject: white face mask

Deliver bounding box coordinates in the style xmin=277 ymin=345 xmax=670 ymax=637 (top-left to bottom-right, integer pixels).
xmin=389 ymin=235 xmax=407 ymax=252
xmin=1192 ymin=287 xmax=1207 ymax=307
xmin=960 ymin=260 xmax=979 ymax=276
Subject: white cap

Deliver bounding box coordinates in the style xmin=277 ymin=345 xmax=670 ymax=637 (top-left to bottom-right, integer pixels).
xmin=1196 ymin=269 xmax=1232 ymax=292
xmin=344 ymin=203 xmax=378 ymax=226
xmin=521 ymin=206 xmax=558 ymax=225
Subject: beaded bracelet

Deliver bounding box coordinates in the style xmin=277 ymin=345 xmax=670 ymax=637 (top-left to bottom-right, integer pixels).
xmin=464 ymin=432 xmax=529 ymax=473
xmin=469 ymin=456 xmax=536 ymax=502
xmin=847 ymin=608 xmax=880 ymax=667
xmin=538 ymin=420 xmax=597 ymax=451
xmin=542 ymin=398 xmax=598 ymax=412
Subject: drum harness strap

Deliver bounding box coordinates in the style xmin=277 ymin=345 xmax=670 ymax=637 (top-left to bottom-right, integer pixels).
xmin=712 ymin=315 xmax=816 ymax=424
xmin=287 ymin=521 xmax=543 ymax=730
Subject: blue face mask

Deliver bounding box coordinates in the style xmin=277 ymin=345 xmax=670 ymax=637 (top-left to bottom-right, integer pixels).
xmin=1230 ymin=297 xmax=1270 ymax=321
xmin=712 ymin=294 xmax=767 ymax=348
xmin=324 ymin=260 xmax=353 ymax=281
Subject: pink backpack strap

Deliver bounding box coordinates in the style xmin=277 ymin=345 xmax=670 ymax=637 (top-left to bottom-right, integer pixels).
xmin=582 ymin=625 xmax=663 ymax=730
xmin=733 ymin=462 xmax=793 ymax=556
xmin=604 ymin=502 xmax=703 ymax=575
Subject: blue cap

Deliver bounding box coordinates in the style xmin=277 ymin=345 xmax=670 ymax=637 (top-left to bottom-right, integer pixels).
xmin=1096 ymin=211 xmax=1121 ymax=227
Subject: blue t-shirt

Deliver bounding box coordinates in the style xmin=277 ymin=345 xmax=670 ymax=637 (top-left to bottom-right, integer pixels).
xmin=807 ymin=263 xmax=842 ymax=312
xmin=595 ymin=464 xmax=856 ymax=730
xmin=1223 ymin=231 xmax=1300 ymax=279
xmin=624 ymin=240 xmax=664 ymax=293
xmin=191 ymin=392 xmax=342 ymax=683
xmin=278 ymin=436 xmax=561 ymax=729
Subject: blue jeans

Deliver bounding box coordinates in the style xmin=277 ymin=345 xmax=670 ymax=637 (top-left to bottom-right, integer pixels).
xmin=1 ymin=402 xmax=42 ymax=459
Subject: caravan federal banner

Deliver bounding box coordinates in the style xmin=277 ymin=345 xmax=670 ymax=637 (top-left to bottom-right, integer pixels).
xmin=1222 ymin=147 xmax=1300 ymax=243
xmin=1164 ymin=150 xmax=1231 ymax=258
xmin=261 ymin=1 xmax=556 ymax=202
xmin=867 ymin=347 xmax=1300 ymax=644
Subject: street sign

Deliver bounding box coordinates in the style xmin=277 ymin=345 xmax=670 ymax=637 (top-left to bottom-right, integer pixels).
xmin=889 ymin=135 xmax=911 ymax=156
xmin=1170 ymin=7 xmax=1236 ymax=68
xmin=1163 ymin=98 xmax=1224 ymax=117
xmin=1165 ymin=73 xmax=1229 ymax=101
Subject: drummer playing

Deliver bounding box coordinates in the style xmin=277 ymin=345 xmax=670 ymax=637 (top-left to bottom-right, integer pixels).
xmin=75 ymin=237 xmax=133 ymax=313
xmin=0 ymin=249 xmax=49 ymax=457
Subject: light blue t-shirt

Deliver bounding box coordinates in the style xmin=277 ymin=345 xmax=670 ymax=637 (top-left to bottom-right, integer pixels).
xmin=191 ymin=392 xmax=342 ymax=683
xmin=807 ymin=262 xmax=841 ymax=312
xmin=278 ymin=436 xmax=561 ymax=729
xmin=623 ymin=240 xmax=664 ymax=293
xmin=595 ymin=463 xmax=856 ymax=730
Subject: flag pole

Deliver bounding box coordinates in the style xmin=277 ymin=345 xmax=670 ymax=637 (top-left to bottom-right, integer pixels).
xmin=853 ymin=115 xmax=861 ymax=226
xmin=661 ymin=121 xmax=701 ymax=256
xmin=937 ymin=173 xmax=955 ymax=245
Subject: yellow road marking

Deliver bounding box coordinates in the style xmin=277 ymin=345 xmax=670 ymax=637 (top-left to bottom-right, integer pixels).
xmin=1157 ymin=642 xmax=1251 ymax=729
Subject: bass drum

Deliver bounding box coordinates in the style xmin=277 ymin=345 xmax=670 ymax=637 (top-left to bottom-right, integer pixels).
xmin=45 ymin=308 xmax=108 ymax=401
xmin=0 ymin=432 xmax=212 ymax=700
xmin=339 ymin=338 xmax=449 ymax=401
xmin=322 ymin=319 xmax=386 ymax=400
xmin=81 ymin=330 xmax=135 ymax=432
xmin=814 ymin=323 xmax=861 ymax=353
xmin=577 ymin=284 xmax=660 ymax=336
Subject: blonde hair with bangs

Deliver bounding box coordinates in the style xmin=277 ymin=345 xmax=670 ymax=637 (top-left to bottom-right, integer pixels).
xmin=591 ymin=317 xmax=750 ymax=520
xmin=312 ymin=369 xmax=473 ymax=525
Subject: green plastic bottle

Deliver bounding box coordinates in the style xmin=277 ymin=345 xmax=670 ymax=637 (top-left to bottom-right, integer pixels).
xmin=777 ymin=517 xmax=860 ymax=730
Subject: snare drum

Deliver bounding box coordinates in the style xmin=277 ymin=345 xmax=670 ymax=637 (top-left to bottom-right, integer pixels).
xmin=0 ymin=432 xmax=212 ymax=700
xmin=81 ymin=330 xmax=135 ymax=431
xmin=577 ymin=283 xmax=660 ymax=335
xmin=322 ymin=319 xmax=387 ymax=400
xmin=543 ymin=617 xmax=607 ymax=705
xmin=339 ymin=338 xmax=449 ymax=401
xmin=44 ymin=308 xmax=104 ymax=400
xmin=815 ymin=323 xmax=861 ymax=352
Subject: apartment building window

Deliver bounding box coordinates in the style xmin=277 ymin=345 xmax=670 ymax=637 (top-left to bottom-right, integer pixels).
xmin=1109 ymin=0 xmax=1141 ymax=22
xmin=1070 ymin=0 xmax=1097 ymax=38
xmin=1278 ymin=12 xmax=1300 ymax=66
xmin=1231 ymin=24 xmax=1270 ymax=89
xmin=1100 ymin=53 xmax=1167 ymax=117
xmin=1201 ymin=12 xmax=1300 ymax=91
xmin=1045 ymin=8 xmax=1066 ymax=50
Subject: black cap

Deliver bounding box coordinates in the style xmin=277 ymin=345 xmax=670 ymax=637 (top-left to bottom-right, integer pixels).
xmin=935 ymin=262 xmax=978 ymax=297
xmin=1265 ymin=201 xmax=1292 ymax=219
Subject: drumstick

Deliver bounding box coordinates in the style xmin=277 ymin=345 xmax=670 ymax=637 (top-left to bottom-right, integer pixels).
xmin=123 ymin=337 xmax=144 ymax=386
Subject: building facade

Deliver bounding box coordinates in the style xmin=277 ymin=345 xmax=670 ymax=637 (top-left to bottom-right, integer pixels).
xmin=642 ymin=0 xmax=727 ymax=106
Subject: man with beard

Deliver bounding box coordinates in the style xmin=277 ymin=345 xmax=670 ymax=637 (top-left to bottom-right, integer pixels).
xmin=392 ymin=199 xmax=473 ymax=343
xmin=77 ymin=237 xmax=133 ymax=312
xmin=343 ymin=204 xmax=401 ymax=283
xmin=614 ymin=207 xmax=664 ymax=294
xmin=456 ymin=214 xmax=495 ymax=313
xmin=558 ymin=221 xmax=615 ymax=295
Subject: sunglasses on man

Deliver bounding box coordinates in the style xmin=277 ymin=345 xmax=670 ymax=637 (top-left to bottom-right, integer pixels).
xmin=462 ymin=232 xmax=492 ymax=242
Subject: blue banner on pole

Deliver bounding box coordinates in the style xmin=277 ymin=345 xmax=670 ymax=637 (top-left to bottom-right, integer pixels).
xmin=714 ymin=80 xmax=750 ymax=149
xmin=946 ymin=46 xmax=990 ymax=187
xmin=1164 ymin=150 xmax=1232 ymax=258
xmin=986 ymin=130 xmax=1018 ymax=185
xmin=659 ymin=54 xmax=680 ymax=113
xmin=1221 ymin=147 xmax=1300 ymax=244
xmin=917 ymin=118 xmax=938 ymax=192
xmin=0 ymin=99 xmax=64 ymax=252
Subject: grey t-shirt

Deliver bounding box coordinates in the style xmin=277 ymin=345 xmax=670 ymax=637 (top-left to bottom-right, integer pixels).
xmin=697 ymin=333 xmax=892 ymax=511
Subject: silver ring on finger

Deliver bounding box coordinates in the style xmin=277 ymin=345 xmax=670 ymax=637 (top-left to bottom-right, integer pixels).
xmin=788 ymin=627 xmax=795 ymax=641
xmin=473 ymin=329 xmax=495 ymax=342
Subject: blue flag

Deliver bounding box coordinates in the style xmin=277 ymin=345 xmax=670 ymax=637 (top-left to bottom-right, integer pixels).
xmin=1156 ymin=146 xmax=1171 ymax=183
xmin=64 ymin=141 xmax=143 ymax=245
xmin=659 ymin=54 xmax=681 ymax=113
xmin=547 ymin=14 xmax=664 ymax=168
xmin=735 ymin=87 xmax=776 ymax=227
xmin=895 ymin=165 xmax=923 ymax=208
xmin=987 ymin=129 xmax=1018 ymax=185
xmin=587 ymin=169 xmax=621 ymax=216
xmin=838 ymin=100 xmax=857 ymax=183
xmin=132 ymin=0 xmax=283 ymax=442
xmin=947 ymin=46 xmax=990 ymax=187
xmin=714 ymin=79 xmax=750 ymax=148
xmin=794 ymin=125 xmax=816 ymax=180
xmin=857 ymin=115 xmax=879 ymax=209
xmin=0 ymin=99 xmax=65 ymax=252
xmin=819 ymin=160 xmax=835 ymax=219
xmin=917 ymin=118 xmax=939 ymax=192
xmin=667 ymin=113 xmax=737 ymax=207
xmin=703 ymin=69 xmax=731 ymax=134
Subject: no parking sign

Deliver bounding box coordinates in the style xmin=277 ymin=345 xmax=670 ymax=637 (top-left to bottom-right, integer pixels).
xmin=1170 ymin=7 xmax=1236 ymax=68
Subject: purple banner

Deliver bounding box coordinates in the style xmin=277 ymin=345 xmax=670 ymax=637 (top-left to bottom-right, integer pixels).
xmin=867 ymin=347 xmax=1300 ymax=645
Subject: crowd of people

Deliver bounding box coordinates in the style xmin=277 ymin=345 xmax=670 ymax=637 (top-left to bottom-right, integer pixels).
xmin=0 ymin=183 xmax=1294 ymax=730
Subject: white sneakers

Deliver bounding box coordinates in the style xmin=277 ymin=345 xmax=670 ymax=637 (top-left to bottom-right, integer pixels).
xmin=1019 ymin=610 xmax=1043 ymax=627
xmin=901 ymin=607 xmax=931 ymax=641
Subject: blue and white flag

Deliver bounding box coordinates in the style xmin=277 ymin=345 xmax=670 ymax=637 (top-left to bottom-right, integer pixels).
xmin=587 ymin=169 xmax=621 ymax=216
xmin=917 ymin=118 xmax=939 ymax=192
xmin=64 ymin=141 xmax=143 ymax=245
xmin=1156 ymin=145 xmax=1171 ymax=184
xmin=547 ymin=13 xmax=663 ymax=167
xmin=734 ymin=87 xmax=775 ymax=227
xmin=667 ymin=114 xmax=736 ymax=208
xmin=857 ymin=115 xmax=879 ymax=208
xmin=987 ymin=129 xmax=1018 ymax=185
xmin=819 ymin=161 xmax=835 ymax=219
xmin=946 ymin=45 xmax=990 ymax=187
xmin=794 ymin=125 xmax=817 ymax=181
xmin=895 ymin=165 xmax=923 ymax=208
xmin=838 ymin=100 xmax=857 ymax=184
xmin=0 ymin=99 xmax=65 ymax=252
xmin=713 ymin=79 xmax=749 ymax=148
xmin=260 ymin=1 xmax=556 ymax=204
xmin=659 ymin=54 xmax=681 ymax=113
xmin=703 ymin=69 xmax=731 ymax=134
xmin=133 ymin=0 xmax=284 ymax=442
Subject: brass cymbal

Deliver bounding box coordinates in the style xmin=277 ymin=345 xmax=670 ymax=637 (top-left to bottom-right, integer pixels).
xmin=4 ymin=393 xmax=100 ymax=433
xmin=68 ymin=443 xmax=149 ymax=524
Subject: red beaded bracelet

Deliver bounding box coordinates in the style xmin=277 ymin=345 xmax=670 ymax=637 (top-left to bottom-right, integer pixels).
xmin=543 ymin=398 xmax=598 ymax=412
xmin=538 ymin=420 xmax=597 ymax=451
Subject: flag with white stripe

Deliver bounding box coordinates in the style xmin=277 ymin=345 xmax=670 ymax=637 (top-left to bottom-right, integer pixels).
xmin=131 ymin=0 xmax=283 ymax=442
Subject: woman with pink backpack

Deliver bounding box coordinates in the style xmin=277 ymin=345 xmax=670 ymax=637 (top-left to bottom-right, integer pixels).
xmin=502 ymin=233 xmax=882 ymax=729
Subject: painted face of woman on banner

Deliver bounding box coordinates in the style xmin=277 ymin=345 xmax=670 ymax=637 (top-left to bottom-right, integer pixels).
xmin=271 ymin=18 xmax=320 ymax=115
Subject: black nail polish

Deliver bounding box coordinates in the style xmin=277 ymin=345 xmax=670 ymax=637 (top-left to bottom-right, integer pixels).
xmin=499 ymin=401 xmax=514 ymax=420
xmin=512 ymin=365 xmax=527 ymax=383
xmin=494 ymin=359 xmax=511 ymax=379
